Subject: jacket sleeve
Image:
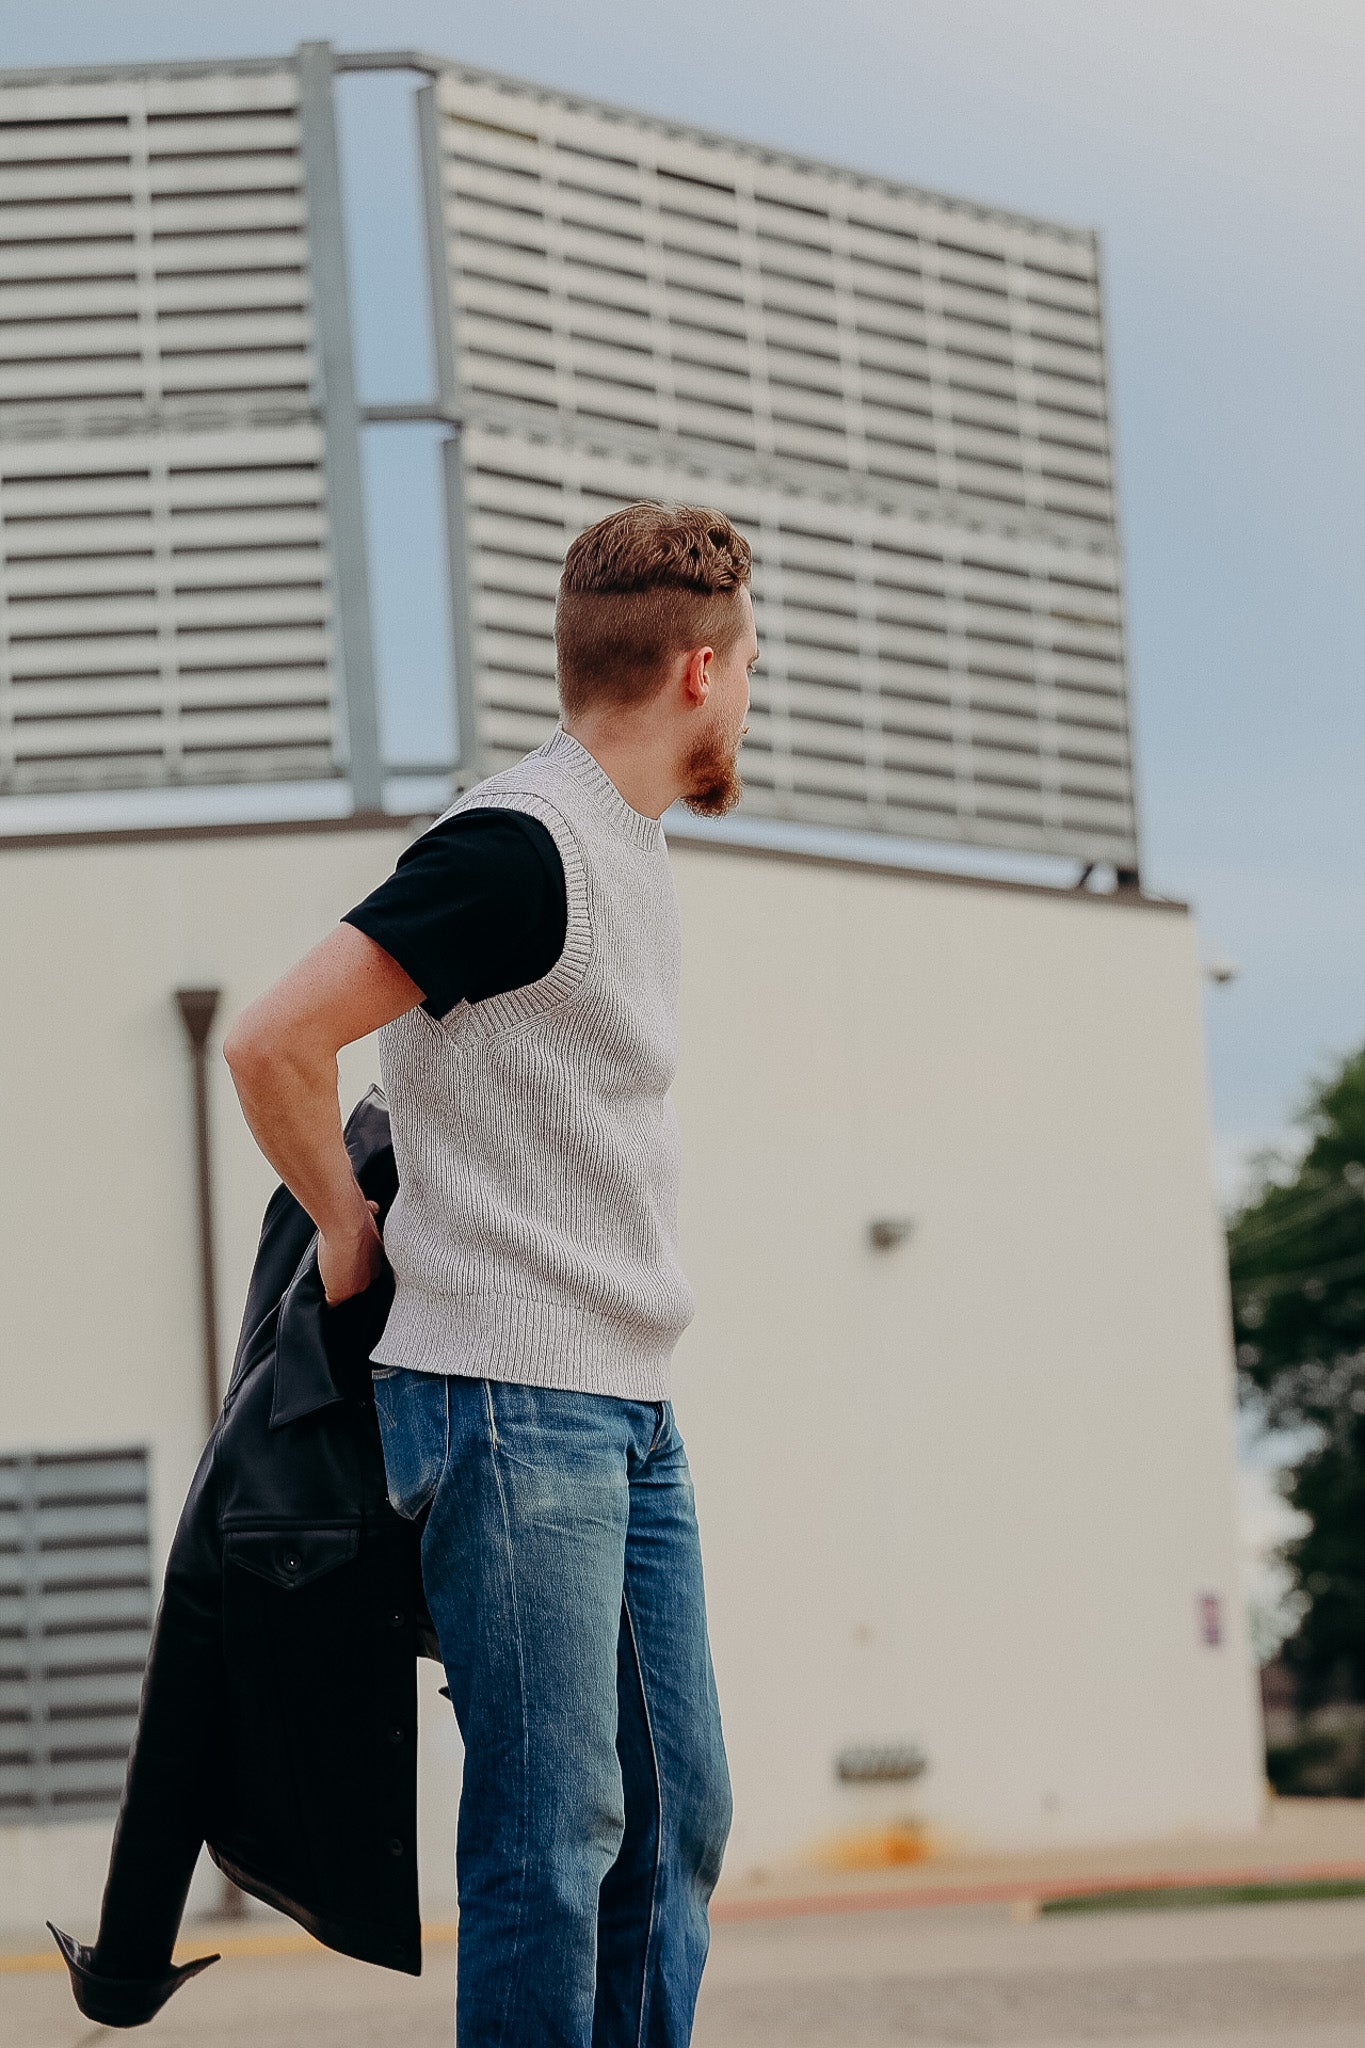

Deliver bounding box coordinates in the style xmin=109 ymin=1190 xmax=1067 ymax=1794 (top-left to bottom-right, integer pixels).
xmin=90 ymin=1439 xmax=229 ymax=1979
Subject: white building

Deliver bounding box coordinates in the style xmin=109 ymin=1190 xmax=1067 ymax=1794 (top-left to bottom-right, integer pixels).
xmin=0 ymin=45 xmax=1261 ymax=1932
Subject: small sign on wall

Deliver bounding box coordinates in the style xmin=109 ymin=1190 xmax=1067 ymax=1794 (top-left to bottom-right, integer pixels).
xmin=1198 ymin=1592 xmax=1224 ymax=1647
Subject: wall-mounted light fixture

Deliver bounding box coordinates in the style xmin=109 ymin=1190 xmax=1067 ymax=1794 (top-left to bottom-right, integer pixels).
xmin=867 ymin=1216 xmax=914 ymax=1252
xmin=836 ymin=1742 xmax=927 ymax=1785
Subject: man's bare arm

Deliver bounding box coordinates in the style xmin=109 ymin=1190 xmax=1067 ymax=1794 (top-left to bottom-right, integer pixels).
xmin=223 ymin=924 xmax=424 ymax=1304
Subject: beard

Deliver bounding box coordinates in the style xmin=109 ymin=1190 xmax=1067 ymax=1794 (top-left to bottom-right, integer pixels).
xmin=680 ymin=715 xmax=745 ymax=818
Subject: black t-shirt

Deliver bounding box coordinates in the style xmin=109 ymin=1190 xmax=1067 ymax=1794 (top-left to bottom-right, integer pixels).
xmin=342 ymin=808 xmax=568 ymax=1019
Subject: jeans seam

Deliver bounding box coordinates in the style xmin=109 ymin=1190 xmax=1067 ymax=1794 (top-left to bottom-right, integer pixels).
xmin=482 ymin=1380 xmax=531 ymax=2048
xmin=621 ymin=1587 xmax=665 ymax=2048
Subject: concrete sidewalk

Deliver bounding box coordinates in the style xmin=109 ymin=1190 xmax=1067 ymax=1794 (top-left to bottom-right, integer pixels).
xmin=6 ymin=1798 xmax=1365 ymax=1976
xmin=713 ymin=1796 xmax=1365 ymax=1922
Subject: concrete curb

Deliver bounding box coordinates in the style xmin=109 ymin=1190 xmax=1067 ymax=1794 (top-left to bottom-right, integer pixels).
xmin=10 ymin=1856 xmax=1365 ymax=1975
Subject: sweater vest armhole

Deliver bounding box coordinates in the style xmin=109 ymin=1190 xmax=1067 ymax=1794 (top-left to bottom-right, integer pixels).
xmin=438 ymin=791 xmax=593 ymax=1040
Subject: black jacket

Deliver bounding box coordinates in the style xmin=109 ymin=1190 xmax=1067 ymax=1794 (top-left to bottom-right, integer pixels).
xmin=52 ymin=1090 xmax=433 ymax=2028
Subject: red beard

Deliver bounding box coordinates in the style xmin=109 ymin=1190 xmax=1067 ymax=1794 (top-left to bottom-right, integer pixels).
xmin=681 ymin=720 xmax=744 ymax=817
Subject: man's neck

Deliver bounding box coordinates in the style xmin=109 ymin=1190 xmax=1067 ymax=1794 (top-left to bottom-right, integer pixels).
xmin=561 ymin=718 xmax=678 ymax=821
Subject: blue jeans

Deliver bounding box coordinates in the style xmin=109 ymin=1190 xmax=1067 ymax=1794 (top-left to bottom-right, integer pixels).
xmin=372 ymin=1371 xmax=732 ymax=2048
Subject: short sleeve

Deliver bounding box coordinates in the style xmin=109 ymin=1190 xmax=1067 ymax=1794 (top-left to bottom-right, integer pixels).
xmin=342 ymin=808 xmax=568 ymax=1018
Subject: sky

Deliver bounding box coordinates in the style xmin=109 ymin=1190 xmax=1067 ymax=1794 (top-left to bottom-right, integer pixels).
xmin=3 ymin=0 xmax=1362 ymax=1197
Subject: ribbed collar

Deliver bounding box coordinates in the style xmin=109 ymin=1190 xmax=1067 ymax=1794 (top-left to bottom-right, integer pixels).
xmin=542 ymin=728 xmax=664 ymax=851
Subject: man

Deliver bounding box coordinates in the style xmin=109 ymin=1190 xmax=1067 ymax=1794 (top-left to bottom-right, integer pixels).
xmin=224 ymin=502 xmax=755 ymax=2047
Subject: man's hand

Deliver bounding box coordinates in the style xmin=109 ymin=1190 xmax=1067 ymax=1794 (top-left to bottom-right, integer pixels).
xmin=320 ymin=1199 xmax=386 ymax=1306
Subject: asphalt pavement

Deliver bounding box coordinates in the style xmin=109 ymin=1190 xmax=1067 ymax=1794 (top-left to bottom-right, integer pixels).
xmin=8 ymin=1894 xmax=1365 ymax=2047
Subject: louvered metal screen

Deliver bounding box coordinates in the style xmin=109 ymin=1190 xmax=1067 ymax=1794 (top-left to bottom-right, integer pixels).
xmin=0 ymin=1446 xmax=153 ymax=1824
xmin=424 ymin=66 xmax=1138 ymax=867
xmin=0 ymin=47 xmax=1142 ymax=868
xmin=0 ymin=63 xmax=343 ymax=797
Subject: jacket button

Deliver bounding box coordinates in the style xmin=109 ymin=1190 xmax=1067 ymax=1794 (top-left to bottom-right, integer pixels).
xmin=387 ymin=1725 xmax=404 ymax=1745
xmin=388 ymin=1837 xmax=404 ymax=1857
xmin=281 ymin=1553 xmax=300 ymax=1574
xmin=388 ymin=1610 xmax=405 ymax=1629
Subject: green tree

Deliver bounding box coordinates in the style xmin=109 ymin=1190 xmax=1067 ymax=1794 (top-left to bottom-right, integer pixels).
xmin=1231 ymin=1045 xmax=1365 ymax=1712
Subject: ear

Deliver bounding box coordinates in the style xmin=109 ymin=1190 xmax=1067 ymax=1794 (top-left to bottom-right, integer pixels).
xmin=681 ymin=645 xmax=714 ymax=707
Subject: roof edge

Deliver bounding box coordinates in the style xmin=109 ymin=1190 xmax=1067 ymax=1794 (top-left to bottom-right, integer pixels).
xmin=0 ymin=44 xmax=1098 ymax=245
xmin=0 ymin=807 xmax=1184 ymax=913
xmin=413 ymin=51 xmax=1099 ymax=245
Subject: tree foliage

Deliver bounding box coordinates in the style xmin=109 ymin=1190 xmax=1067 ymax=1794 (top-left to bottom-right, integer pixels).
xmin=1231 ymin=1045 xmax=1365 ymax=1709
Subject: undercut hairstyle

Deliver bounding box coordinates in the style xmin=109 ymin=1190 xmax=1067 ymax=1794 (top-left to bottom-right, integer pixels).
xmin=555 ymin=502 xmax=752 ymax=717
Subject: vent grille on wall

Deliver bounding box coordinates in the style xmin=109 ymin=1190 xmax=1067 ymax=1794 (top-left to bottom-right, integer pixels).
xmin=427 ymin=67 xmax=1138 ymax=867
xmin=0 ymin=64 xmax=342 ymax=798
xmin=0 ymin=1446 xmax=153 ymax=1824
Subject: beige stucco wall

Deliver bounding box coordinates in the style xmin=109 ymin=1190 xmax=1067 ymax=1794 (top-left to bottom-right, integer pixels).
xmin=0 ymin=823 xmax=1262 ymax=1927
xmin=671 ymin=847 xmax=1263 ymax=1873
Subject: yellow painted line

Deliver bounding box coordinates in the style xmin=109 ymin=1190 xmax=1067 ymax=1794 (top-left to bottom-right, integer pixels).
xmin=0 ymin=1919 xmax=463 ymax=1977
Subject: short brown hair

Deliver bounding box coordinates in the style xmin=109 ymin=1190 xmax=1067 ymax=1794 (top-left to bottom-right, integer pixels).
xmin=555 ymin=502 xmax=752 ymax=717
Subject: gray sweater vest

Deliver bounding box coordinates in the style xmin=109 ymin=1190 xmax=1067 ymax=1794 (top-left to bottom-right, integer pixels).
xmin=371 ymin=728 xmax=695 ymax=1399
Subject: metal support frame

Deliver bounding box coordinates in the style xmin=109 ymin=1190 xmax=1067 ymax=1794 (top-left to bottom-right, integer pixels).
xmin=297 ymin=40 xmax=385 ymax=816
xmin=295 ymin=49 xmax=481 ymax=801
xmin=416 ymin=81 xmax=482 ymax=790
xmin=439 ymin=432 xmax=482 ymax=789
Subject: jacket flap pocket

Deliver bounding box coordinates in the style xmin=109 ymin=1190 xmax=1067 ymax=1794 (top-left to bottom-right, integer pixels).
xmin=224 ymin=1527 xmax=359 ymax=1591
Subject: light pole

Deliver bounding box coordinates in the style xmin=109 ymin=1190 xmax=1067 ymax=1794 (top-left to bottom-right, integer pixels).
xmin=174 ymin=988 xmax=224 ymax=1426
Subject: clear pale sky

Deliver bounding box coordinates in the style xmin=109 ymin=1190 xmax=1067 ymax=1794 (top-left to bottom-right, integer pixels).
xmin=4 ymin=0 xmax=1362 ymax=1192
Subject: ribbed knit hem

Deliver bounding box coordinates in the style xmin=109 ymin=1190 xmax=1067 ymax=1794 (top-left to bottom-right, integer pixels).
xmin=370 ymin=1284 xmax=677 ymax=1402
